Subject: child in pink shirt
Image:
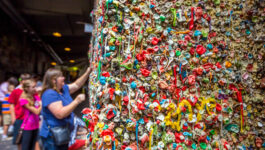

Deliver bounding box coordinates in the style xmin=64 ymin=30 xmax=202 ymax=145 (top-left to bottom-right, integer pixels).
xmin=20 ymin=95 xmax=41 ymax=130
xmin=19 ymin=79 xmax=41 ymax=150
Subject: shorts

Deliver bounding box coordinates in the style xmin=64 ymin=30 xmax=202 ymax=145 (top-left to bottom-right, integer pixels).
xmin=12 ymin=119 xmax=23 ymax=145
xmin=3 ymin=114 xmax=11 ymax=125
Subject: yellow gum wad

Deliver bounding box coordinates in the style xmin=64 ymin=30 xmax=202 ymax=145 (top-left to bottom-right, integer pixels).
xmin=164 ymin=100 xmax=193 ymax=131
xmin=164 ymin=98 xmax=217 ymax=131
xmin=195 ymin=97 xmax=216 ymax=123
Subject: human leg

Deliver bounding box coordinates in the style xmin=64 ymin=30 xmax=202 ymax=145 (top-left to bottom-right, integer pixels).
xmin=30 ymin=129 xmax=39 ymax=150
xmin=12 ymin=119 xmax=23 ymax=150
xmin=21 ymin=130 xmax=33 ymax=150
xmin=41 ymin=136 xmax=56 ymax=150
xmin=2 ymin=114 xmax=11 ymax=137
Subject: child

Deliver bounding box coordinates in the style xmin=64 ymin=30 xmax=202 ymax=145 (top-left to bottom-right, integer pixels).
xmin=2 ymin=84 xmax=15 ymax=140
xmin=19 ymin=79 xmax=41 ymax=150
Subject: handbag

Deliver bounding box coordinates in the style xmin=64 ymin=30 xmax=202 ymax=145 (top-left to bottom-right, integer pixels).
xmin=15 ymin=128 xmax=23 ymax=144
xmin=43 ymin=115 xmax=71 ymax=146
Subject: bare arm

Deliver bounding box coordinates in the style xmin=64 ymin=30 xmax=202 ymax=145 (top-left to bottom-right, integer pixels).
xmin=68 ymin=67 xmax=91 ymax=94
xmin=48 ymin=94 xmax=85 ymax=119
xmin=24 ymin=103 xmax=42 ymax=115
xmin=10 ymin=104 xmax=16 ymax=124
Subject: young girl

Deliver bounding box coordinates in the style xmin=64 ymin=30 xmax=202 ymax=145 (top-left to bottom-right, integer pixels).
xmin=19 ymin=79 xmax=41 ymax=150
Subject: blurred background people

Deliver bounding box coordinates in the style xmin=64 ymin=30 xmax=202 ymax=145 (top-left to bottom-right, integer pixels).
xmin=8 ymin=73 xmax=31 ymax=150
xmin=2 ymin=83 xmax=15 ymax=140
xmin=0 ymin=77 xmax=18 ymax=135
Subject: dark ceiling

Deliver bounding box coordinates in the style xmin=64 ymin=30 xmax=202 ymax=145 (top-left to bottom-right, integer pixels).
xmin=2 ymin=0 xmax=94 ymax=65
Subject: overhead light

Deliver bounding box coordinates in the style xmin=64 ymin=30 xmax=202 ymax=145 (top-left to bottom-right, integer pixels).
xmin=64 ymin=47 xmax=71 ymax=51
xmin=53 ymin=32 xmax=62 ymax=37
xmin=51 ymin=62 xmax=57 ymax=66
xmin=69 ymin=60 xmax=75 ymax=63
xmin=72 ymin=67 xmax=78 ymax=71
xmin=69 ymin=66 xmax=79 ymax=71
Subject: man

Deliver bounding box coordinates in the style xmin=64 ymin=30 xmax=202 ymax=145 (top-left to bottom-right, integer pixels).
xmin=8 ymin=74 xmax=31 ymax=150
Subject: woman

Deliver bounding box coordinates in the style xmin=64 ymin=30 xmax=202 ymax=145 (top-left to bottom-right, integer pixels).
xmin=40 ymin=67 xmax=91 ymax=150
xmin=19 ymin=79 xmax=41 ymax=150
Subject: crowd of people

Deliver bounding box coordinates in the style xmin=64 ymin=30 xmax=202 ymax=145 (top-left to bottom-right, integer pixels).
xmin=0 ymin=67 xmax=92 ymax=150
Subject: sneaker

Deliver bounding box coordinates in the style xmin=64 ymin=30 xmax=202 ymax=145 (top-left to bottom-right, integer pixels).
xmin=2 ymin=134 xmax=7 ymax=140
xmin=3 ymin=136 xmax=12 ymax=141
xmin=0 ymin=127 xmax=3 ymax=134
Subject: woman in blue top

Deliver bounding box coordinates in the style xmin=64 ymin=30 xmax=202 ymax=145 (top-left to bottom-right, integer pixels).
xmin=40 ymin=67 xmax=91 ymax=150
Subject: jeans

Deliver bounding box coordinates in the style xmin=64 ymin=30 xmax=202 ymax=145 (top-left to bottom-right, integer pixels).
xmin=41 ymin=135 xmax=68 ymax=150
xmin=21 ymin=129 xmax=38 ymax=150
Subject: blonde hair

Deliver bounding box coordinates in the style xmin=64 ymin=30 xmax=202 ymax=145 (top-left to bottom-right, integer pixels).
xmin=21 ymin=79 xmax=36 ymax=106
xmin=41 ymin=68 xmax=63 ymax=95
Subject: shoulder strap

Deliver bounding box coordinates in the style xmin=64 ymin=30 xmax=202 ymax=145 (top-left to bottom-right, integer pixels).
xmin=21 ymin=111 xmax=30 ymax=129
xmin=42 ymin=110 xmax=51 ymax=129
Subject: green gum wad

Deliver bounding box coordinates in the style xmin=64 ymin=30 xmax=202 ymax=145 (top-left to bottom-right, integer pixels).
xmin=225 ymin=124 xmax=239 ymax=133
xmin=176 ymin=50 xmax=181 ymax=56
xmin=202 ymin=30 xmax=208 ymax=38
xmin=160 ymin=15 xmax=166 ymax=22
xmin=210 ymin=129 xmax=215 ymax=135
xmin=137 ymin=26 xmax=144 ymax=43
xmin=109 ymin=37 xmax=116 ymax=44
xmin=214 ymin=0 xmax=220 ymax=5
xmin=200 ymin=142 xmax=207 ymax=149
xmin=136 ymin=64 xmax=140 ymax=69
xmin=203 ymin=78 xmax=209 ymax=83
xmin=137 ymin=11 xmax=142 ymax=16
xmin=152 ymin=71 xmax=158 ymax=79
xmin=106 ymin=77 xmax=111 ymax=82
xmin=138 ymin=34 xmax=143 ymax=43
xmin=170 ymin=8 xmax=177 ymax=27
xmin=168 ymin=70 xmax=173 ymax=75
xmin=121 ymin=63 xmax=133 ymax=70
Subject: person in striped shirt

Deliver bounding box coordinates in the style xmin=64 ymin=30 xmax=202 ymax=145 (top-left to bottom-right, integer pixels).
xmin=2 ymin=84 xmax=15 ymax=140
